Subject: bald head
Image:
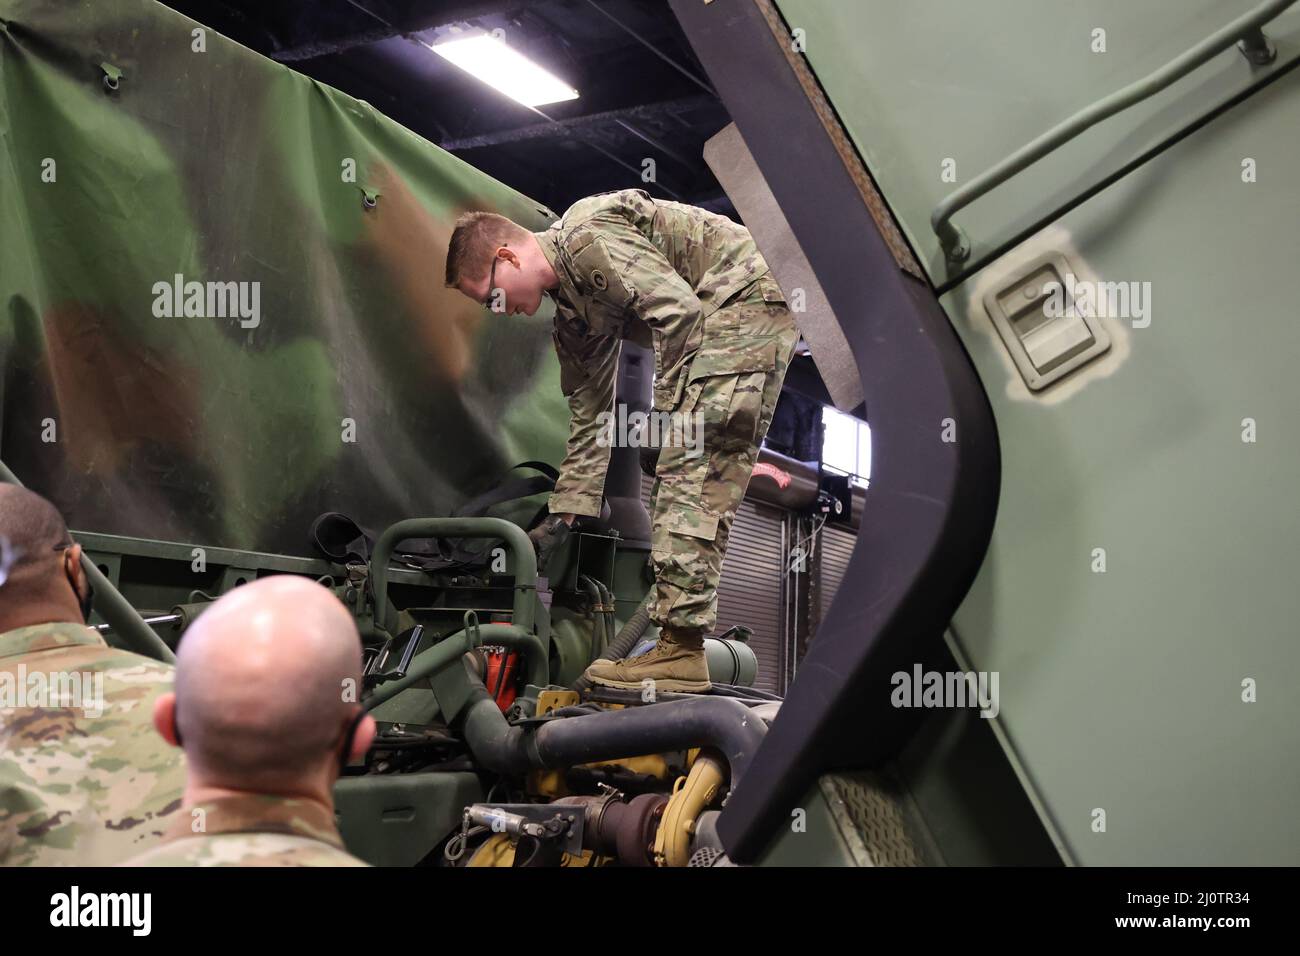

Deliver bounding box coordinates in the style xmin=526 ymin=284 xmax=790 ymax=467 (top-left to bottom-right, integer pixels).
xmin=168 ymin=576 xmax=368 ymax=792
xmin=0 ymin=484 xmax=87 ymax=630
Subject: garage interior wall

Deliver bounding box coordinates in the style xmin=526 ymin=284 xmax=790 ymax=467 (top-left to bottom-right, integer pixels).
xmin=640 ymin=471 xmax=859 ymax=694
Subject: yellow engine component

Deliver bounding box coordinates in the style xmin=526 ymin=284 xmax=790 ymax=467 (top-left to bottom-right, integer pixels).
xmin=528 ymin=769 xmax=569 ymax=798
xmin=585 ymin=752 xmax=670 ymax=777
xmin=528 ymin=748 xmax=701 ymax=798
xmin=465 ymin=833 xmax=606 ymax=867
xmin=535 ymin=689 xmax=580 ymax=716
xmin=654 ymin=749 xmax=727 ymax=867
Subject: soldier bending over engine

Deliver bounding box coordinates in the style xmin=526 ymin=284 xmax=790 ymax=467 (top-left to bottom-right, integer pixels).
xmin=447 ymin=188 xmax=797 ymax=693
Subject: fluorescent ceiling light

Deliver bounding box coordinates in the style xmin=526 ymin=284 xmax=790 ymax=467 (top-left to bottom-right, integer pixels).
xmin=431 ymin=35 xmax=578 ymax=107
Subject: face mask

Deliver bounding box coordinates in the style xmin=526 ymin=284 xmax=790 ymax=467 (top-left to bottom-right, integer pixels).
xmin=338 ymin=708 xmax=368 ymax=773
xmin=78 ymin=580 xmax=95 ymax=624
xmin=65 ymin=553 xmax=95 ymax=624
xmin=171 ymin=703 xmax=366 ymax=772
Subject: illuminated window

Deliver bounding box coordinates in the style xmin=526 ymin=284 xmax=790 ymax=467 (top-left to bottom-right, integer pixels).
xmin=821 ymin=406 xmax=870 ymax=488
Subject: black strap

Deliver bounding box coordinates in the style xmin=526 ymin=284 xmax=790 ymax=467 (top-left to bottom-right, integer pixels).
xmin=310 ymin=512 xmax=373 ymax=565
xmin=309 ymin=462 xmax=560 ymax=573
xmin=454 ymin=461 xmax=558 ymax=525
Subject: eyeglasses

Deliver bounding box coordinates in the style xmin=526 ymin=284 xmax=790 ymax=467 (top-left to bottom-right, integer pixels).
xmin=483 ymin=244 xmax=510 ymax=310
xmin=484 ymin=255 xmax=499 ymax=309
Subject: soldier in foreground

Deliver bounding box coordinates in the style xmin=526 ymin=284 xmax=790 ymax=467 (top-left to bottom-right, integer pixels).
xmin=447 ymin=188 xmax=798 ymax=692
xmin=0 ymin=485 xmax=185 ymax=865
xmin=124 ymin=576 xmax=373 ymax=867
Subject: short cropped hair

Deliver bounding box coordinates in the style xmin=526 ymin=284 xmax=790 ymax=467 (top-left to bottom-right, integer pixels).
xmin=445 ymin=210 xmax=529 ymax=287
xmin=0 ymin=485 xmax=70 ymax=589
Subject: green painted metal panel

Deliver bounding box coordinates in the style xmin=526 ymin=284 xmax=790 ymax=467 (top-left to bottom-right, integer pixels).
xmin=756 ymin=780 xmax=864 ymax=867
xmin=939 ymin=68 xmax=1300 ymax=865
xmin=774 ymin=0 xmax=1300 ymax=280
xmin=766 ymin=0 xmax=1300 ymax=865
xmin=334 ymin=772 xmax=483 ymax=867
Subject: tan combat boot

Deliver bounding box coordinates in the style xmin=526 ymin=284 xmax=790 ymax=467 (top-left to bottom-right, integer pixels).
xmin=583 ymin=627 xmax=712 ymax=694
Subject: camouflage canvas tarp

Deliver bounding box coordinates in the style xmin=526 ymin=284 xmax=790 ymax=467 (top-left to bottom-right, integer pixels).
xmin=0 ymin=0 xmax=568 ymax=555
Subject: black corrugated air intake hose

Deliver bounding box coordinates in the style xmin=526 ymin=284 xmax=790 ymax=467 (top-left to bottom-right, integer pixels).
xmin=570 ymin=590 xmax=655 ymax=693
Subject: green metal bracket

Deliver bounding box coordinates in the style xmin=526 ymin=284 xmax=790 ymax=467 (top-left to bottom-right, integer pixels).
xmin=369 ymin=517 xmax=538 ymax=632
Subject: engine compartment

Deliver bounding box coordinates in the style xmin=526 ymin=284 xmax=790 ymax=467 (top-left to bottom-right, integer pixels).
xmin=76 ymin=515 xmax=776 ymax=867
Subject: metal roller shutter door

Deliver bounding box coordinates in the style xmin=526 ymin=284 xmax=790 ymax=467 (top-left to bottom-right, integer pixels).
xmin=818 ymin=524 xmax=857 ymax=625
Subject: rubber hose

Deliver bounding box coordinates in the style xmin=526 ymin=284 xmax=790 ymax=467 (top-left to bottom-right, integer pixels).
xmin=459 ymin=659 xmax=767 ymax=785
xmin=571 ymin=591 xmax=654 ymax=693
xmin=578 ymin=575 xmax=609 ymax=665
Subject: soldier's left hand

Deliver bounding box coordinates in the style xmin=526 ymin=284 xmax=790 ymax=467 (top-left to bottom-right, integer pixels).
xmin=527 ymin=514 xmax=571 ymax=572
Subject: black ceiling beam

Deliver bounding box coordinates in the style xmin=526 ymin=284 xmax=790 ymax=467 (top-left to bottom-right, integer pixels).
xmin=439 ymin=93 xmax=719 ymax=149
xmin=270 ymin=0 xmax=537 ymax=61
xmin=579 ymin=0 xmax=716 ymax=97
xmin=160 ymin=0 xmax=283 ymax=50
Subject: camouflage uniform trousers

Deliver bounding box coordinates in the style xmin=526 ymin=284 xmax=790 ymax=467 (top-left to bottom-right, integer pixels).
xmin=649 ymin=273 xmax=799 ymax=634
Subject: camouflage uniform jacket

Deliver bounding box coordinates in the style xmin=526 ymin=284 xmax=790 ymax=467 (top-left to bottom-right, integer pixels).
xmin=122 ymin=792 xmax=368 ymax=866
xmin=0 ymin=621 xmax=185 ymax=866
xmin=533 ymin=188 xmax=773 ymax=518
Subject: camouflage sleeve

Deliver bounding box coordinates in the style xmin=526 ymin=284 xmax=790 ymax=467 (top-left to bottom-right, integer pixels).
xmin=0 ymin=638 xmax=185 ymax=867
xmin=549 ymin=318 xmax=620 ymax=518
xmin=565 ymin=212 xmax=705 ymax=412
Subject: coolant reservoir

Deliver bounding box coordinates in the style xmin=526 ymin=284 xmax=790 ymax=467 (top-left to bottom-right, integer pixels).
xmin=704 ymin=639 xmax=758 ymax=687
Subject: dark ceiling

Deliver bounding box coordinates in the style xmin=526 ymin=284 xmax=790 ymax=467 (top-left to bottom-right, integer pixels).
xmin=157 ymin=0 xmax=736 ymax=216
